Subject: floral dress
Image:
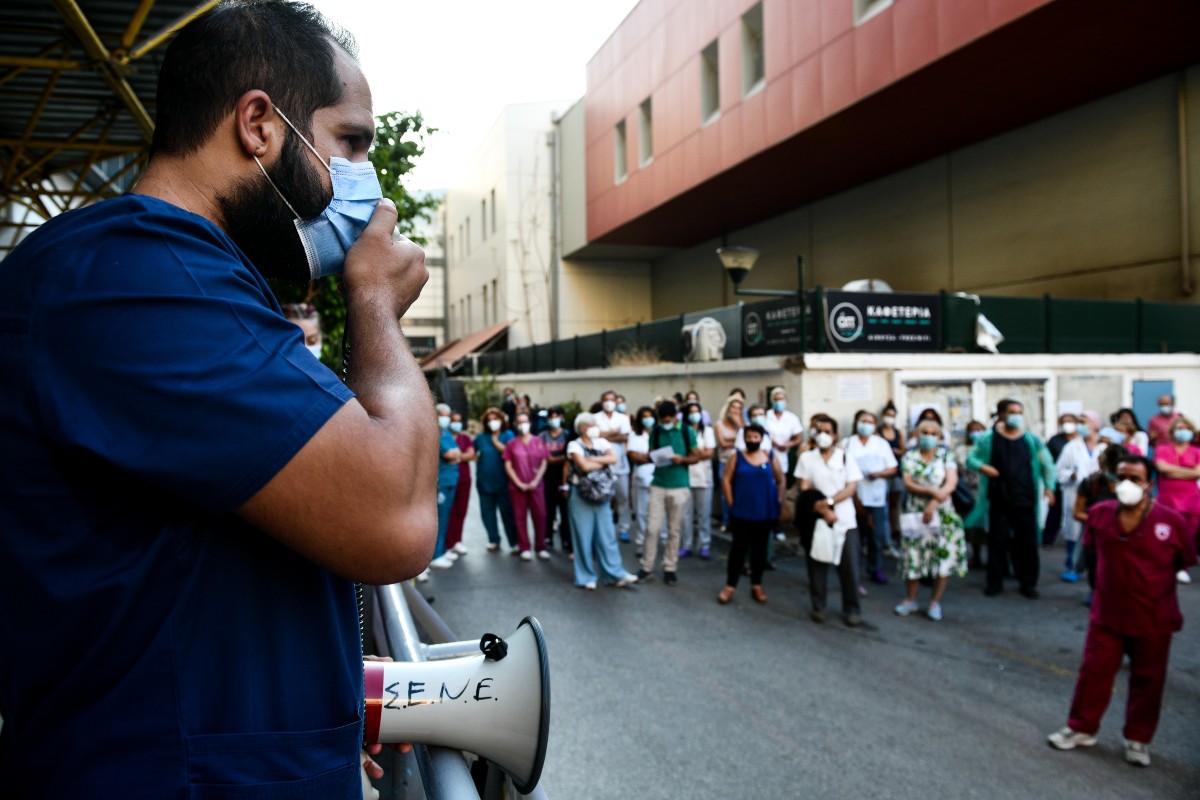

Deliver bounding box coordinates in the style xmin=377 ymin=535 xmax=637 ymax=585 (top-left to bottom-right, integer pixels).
xmin=899 ymin=448 xmax=968 ymax=580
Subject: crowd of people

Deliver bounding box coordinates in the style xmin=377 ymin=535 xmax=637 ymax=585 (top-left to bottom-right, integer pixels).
xmin=427 ymin=385 xmax=1196 ymax=768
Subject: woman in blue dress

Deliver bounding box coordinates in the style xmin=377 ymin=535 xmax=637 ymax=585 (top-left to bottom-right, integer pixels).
xmin=718 ymin=423 xmax=785 ymax=604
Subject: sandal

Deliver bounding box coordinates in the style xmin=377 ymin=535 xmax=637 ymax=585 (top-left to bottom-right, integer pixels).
xmin=751 ymin=585 xmax=768 ymax=604
xmin=717 ymin=586 xmax=735 ymax=604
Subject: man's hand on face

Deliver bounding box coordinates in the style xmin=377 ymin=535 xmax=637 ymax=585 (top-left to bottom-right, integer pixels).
xmin=343 ymin=198 xmax=428 ymax=318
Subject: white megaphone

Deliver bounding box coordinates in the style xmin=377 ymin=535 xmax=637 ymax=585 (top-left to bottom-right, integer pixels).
xmin=364 ymin=616 xmax=550 ymax=794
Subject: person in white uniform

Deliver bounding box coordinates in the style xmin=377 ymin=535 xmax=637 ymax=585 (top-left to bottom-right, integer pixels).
xmin=595 ymin=389 xmax=633 ymax=539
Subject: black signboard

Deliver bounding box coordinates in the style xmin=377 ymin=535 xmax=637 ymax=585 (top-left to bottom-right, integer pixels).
xmin=824 ymin=291 xmax=940 ymax=352
xmin=740 ymin=297 xmax=807 ymax=357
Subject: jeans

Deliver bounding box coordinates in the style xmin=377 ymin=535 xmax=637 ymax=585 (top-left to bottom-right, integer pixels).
xmin=859 ymin=503 xmax=891 ymax=574
xmin=435 ymin=484 xmax=457 ymax=558
xmin=477 ymin=487 xmax=518 ymax=547
xmin=612 ymin=471 xmax=632 ymax=533
xmin=568 ymin=490 xmax=633 ymax=586
xmin=683 ymin=484 xmax=713 ymax=550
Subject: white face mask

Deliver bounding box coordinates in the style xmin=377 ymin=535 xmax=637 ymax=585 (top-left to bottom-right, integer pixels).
xmin=586 ymin=426 xmax=601 ymax=440
xmin=305 ymin=343 xmax=322 ymax=359
xmin=602 ymin=401 xmax=616 ymax=413
xmin=518 ymin=422 xmax=531 ymax=435
xmin=488 ymin=419 xmax=502 ymax=432
xmin=1114 ymin=479 xmax=1145 ymax=507
xmin=815 ymin=432 xmax=834 ymax=450
xmin=1060 ymin=421 xmax=1077 ymax=435
xmin=882 ymin=416 xmax=896 ymax=427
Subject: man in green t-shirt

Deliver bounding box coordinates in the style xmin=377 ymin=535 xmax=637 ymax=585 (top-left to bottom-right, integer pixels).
xmin=639 ymin=400 xmax=701 ymax=585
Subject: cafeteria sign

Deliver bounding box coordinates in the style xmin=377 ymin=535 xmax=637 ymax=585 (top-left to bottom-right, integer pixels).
xmin=825 ymin=291 xmax=940 ymax=352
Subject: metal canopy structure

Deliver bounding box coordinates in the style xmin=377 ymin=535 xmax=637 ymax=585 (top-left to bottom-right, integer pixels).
xmin=0 ymin=0 xmax=218 ymax=253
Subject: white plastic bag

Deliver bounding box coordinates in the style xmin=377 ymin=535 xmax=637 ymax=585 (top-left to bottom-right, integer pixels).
xmin=810 ymin=518 xmax=846 ymax=565
xmin=900 ymin=511 xmax=939 ymax=541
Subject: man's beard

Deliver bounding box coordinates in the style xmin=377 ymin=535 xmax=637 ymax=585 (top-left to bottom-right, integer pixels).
xmin=218 ymin=133 xmax=330 ymax=282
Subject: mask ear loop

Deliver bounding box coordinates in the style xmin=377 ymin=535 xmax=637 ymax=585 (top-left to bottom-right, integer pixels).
xmin=272 ymin=105 xmax=333 ymax=175
xmin=252 ymin=155 xmax=302 ymax=220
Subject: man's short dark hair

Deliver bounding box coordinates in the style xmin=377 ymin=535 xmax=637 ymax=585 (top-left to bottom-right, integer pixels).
xmin=152 ymin=0 xmax=358 ymax=156
xmin=1116 ymin=454 xmax=1156 ymax=482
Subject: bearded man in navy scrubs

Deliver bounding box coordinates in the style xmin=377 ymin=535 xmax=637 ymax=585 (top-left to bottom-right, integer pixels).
xmin=0 ymin=2 xmax=438 ymax=796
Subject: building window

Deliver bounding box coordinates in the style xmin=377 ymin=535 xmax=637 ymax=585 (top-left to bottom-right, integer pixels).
xmin=490 ymin=188 xmax=496 ymax=233
xmin=614 ymin=119 xmax=628 ymax=183
xmin=448 ymin=235 xmax=455 ymax=262
xmin=457 ymin=224 xmax=464 ymax=259
xmin=854 ymin=0 xmax=892 ymax=25
xmin=466 ymin=218 xmax=471 ymax=254
xmin=638 ymin=98 xmax=653 ymax=166
xmin=482 ymin=283 xmax=489 ymax=326
xmin=701 ymin=40 xmax=720 ymax=124
xmin=741 ymin=3 xmax=765 ymax=98
xmin=481 ymin=199 xmax=487 ymax=241
xmin=491 ymin=278 xmax=498 ymax=323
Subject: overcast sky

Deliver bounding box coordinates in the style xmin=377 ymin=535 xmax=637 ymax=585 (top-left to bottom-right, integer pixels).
xmin=312 ymin=0 xmax=641 ymax=193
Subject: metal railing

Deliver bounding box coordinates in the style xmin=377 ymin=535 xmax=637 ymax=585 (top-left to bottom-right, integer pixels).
xmin=369 ymin=581 xmax=550 ymax=800
xmin=471 ymin=292 xmax=1200 ymax=377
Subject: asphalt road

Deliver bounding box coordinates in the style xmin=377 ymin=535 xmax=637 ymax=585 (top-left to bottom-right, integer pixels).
xmin=414 ymin=498 xmax=1199 ymax=800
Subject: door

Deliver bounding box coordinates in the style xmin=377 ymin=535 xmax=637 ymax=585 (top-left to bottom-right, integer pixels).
xmin=1132 ymin=380 xmax=1173 ymax=434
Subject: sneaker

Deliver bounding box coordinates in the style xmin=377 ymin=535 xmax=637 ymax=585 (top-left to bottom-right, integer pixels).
xmin=614 ymin=574 xmax=638 ymax=588
xmin=663 ymin=571 xmax=678 ymax=586
xmin=1019 ymin=587 xmax=1041 ymax=599
xmin=858 ymin=585 xmax=869 ymax=598
xmin=1060 ymin=570 xmax=1079 ymax=583
xmin=809 ymin=609 xmax=827 ymax=623
xmin=699 ymin=546 xmax=711 ymax=560
xmin=636 ymin=569 xmax=654 ymax=583
xmin=886 ymin=546 xmax=903 ymax=559
xmin=678 ymin=548 xmax=693 ymax=559
xmin=1047 ymin=727 xmax=1097 ymax=750
xmin=415 ymin=569 xmax=431 ymax=583
xmin=536 ymin=550 xmax=551 ymax=560
xmin=894 ymin=599 xmax=919 ymax=617
xmin=453 ymin=542 xmax=469 ymax=555
xmin=486 ymin=543 xmax=500 ymax=553
xmin=519 ymin=550 xmax=533 ymax=562
xmin=1124 ymin=739 xmax=1151 ymax=767
xmin=844 ymin=612 xmax=863 ymax=627
xmin=580 ymin=582 xmax=596 ymax=591
xmin=429 ymin=555 xmax=455 ymax=569
xmin=444 ymin=551 xmax=459 ymax=562
xmin=1178 ymin=570 xmax=1192 ymax=585
xmin=927 ymin=602 xmax=943 ymax=622
xmin=618 ymin=530 xmax=631 ymax=543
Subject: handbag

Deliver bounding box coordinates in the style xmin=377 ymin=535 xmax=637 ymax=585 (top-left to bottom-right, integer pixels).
xmin=951 ymin=481 xmax=975 ymax=517
xmin=809 ymin=518 xmax=846 ymax=565
xmin=571 ymin=446 xmax=617 ymax=504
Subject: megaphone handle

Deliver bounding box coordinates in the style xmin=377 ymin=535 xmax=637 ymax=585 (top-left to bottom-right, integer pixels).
xmin=341 ymin=331 xmax=367 ymax=651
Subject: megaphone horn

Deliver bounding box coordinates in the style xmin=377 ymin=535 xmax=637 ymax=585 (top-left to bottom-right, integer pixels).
xmin=364 ymin=616 xmax=550 ymax=794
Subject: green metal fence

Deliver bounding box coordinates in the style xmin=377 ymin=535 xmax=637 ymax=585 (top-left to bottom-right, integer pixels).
xmin=474 ymin=293 xmax=1200 ymax=376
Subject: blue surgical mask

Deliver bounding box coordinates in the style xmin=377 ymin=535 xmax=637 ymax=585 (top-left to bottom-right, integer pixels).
xmin=548 ymin=418 xmax=563 ymax=429
xmin=857 ymin=422 xmax=875 ymax=437
xmin=437 ymin=415 xmax=450 ymax=430
xmin=773 ymin=400 xmax=786 ymax=412
xmin=660 ymin=420 xmax=675 ymax=431
xmin=255 ymin=106 xmax=384 ymax=279
xmin=641 ymin=418 xmax=655 ymax=430
xmin=919 ymin=434 xmax=939 ymax=451
xmin=616 ymin=403 xmax=627 ymax=414
xmin=1006 ymin=413 xmax=1023 ymax=429
xmin=688 ymin=412 xmax=702 ymax=424
xmin=969 ymin=430 xmax=982 ymax=443
xmin=1175 ymin=428 xmax=1195 ymax=443
xmin=751 ymin=415 xmax=766 ymax=427
xmin=449 ymin=421 xmax=463 ymax=433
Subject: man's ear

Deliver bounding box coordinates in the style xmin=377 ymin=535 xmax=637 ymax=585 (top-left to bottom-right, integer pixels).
xmin=234 ymin=90 xmax=280 ymax=161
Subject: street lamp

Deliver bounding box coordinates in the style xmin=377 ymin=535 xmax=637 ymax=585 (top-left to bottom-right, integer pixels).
xmin=718 ymin=247 xmax=809 ymax=350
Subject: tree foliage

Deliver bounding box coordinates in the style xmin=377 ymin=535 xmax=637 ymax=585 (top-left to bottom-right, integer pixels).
xmin=270 ymin=110 xmax=439 ymax=368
